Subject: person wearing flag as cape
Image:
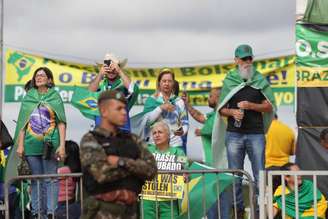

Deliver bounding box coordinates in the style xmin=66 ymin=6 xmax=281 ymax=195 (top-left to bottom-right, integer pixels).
xmin=72 ymin=53 xmax=139 ymax=132
xmin=7 ymin=67 xmax=67 ymax=218
xmin=132 ymin=68 xmax=189 ymax=150
xmin=88 ymin=53 xmax=139 ymax=132
xmin=212 ymin=44 xmax=276 ymax=218
xmin=273 ymin=163 xmax=327 ymax=219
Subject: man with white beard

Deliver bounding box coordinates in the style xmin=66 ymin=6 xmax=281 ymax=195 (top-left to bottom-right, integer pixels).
xmin=214 ymin=44 xmax=276 ymax=218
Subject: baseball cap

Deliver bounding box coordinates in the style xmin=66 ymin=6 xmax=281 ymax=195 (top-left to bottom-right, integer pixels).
xmin=98 ymin=90 xmax=127 ymax=105
xmin=235 ymin=44 xmax=254 ymax=58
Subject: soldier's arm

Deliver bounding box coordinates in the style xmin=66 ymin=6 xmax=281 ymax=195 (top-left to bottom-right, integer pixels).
xmin=120 ymin=135 xmax=157 ymax=180
xmin=80 ymin=133 xmax=129 ymax=183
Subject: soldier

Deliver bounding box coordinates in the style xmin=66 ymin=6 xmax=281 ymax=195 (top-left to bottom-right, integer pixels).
xmin=80 ymin=90 xmax=157 ymax=219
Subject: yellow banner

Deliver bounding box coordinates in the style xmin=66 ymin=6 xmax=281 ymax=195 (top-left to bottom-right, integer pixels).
xmin=142 ymin=174 xmax=185 ymax=199
xmin=296 ymin=66 xmax=328 ymax=87
xmin=5 ymin=48 xmax=295 ymax=88
xmin=5 ymin=48 xmax=98 ymax=86
xmin=126 ymin=56 xmax=295 ymax=90
xmin=4 ymin=48 xmax=296 ymax=105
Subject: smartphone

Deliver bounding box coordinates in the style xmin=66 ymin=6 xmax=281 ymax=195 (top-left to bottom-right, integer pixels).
xmin=104 ymin=59 xmax=112 ymax=66
xmin=175 ymin=126 xmax=183 ymax=132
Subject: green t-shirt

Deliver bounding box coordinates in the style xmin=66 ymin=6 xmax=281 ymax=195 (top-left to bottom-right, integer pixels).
xmin=200 ymin=111 xmax=215 ymax=165
xmin=24 ymin=104 xmax=60 ymax=155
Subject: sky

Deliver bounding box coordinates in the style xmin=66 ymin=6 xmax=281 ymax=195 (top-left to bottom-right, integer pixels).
xmin=2 ymin=0 xmax=298 ymax=163
xmin=4 ymin=0 xmax=296 ymax=67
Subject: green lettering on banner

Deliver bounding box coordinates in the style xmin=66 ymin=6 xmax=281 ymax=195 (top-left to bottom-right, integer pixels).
xmin=4 ymin=85 xmax=295 ymax=106
xmin=180 ymin=67 xmax=196 ymax=76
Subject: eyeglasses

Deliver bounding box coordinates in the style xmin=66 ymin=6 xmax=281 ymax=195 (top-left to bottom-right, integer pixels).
xmin=241 ymin=56 xmax=253 ymax=62
xmin=35 ymin=73 xmax=48 ymax=78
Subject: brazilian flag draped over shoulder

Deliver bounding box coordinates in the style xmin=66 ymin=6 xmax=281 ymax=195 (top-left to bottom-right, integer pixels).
xmin=273 ymin=180 xmax=327 ymax=218
xmin=211 ymin=68 xmax=276 ymax=169
xmin=71 ymin=77 xmax=139 ymax=120
xmin=4 ymin=88 xmax=66 ymax=181
xmin=178 ymin=162 xmax=235 ymax=219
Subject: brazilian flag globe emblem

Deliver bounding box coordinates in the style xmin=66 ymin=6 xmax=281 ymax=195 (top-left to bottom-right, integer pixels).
xmin=79 ymin=97 xmax=98 ymax=110
xmin=8 ymin=51 xmax=36 ymax=81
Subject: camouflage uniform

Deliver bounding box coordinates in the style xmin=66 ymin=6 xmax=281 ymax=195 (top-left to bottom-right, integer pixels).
xmin=80 ymin=127 xmax=157 ymax=219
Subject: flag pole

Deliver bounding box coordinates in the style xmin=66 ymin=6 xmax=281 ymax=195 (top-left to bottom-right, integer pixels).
xmin=0 ymin=0 xmax=3 ymax=117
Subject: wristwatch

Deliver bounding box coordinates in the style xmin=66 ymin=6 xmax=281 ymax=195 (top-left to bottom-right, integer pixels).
xmin=117 ymin=158 xmax=126 ymax=168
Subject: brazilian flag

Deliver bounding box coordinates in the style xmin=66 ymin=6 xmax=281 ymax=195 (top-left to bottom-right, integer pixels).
xmin=7 ymin=51 xmax=36 ymax=81
xmin=273 ymin=180 xmax=327 ymax=219
xmin=5 ymin=88 xmax=66 ymax=181
xmin=178 ymin=162 xmax=235 ymax=219
xmin=71 ymin=87 xmax=100 ymax=120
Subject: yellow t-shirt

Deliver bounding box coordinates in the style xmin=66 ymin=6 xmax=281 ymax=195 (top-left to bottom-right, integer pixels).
xmin=265 ymin=120 xmax=295 ymax=168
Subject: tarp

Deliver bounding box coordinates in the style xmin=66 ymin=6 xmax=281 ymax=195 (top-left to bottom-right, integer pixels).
xmin=296 ymin=22 xmax=328 ymax=198
xmin=296 ymin=128 xmax=328 ymax=198
xmin=4 ymin=48 xmax=295 ymax=106
xmin=297 ymin=87 xmax=328 ymax=127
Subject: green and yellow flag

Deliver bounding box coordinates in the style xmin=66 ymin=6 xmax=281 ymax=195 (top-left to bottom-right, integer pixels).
xmin=273 ymin=180 xmax=327 ymax=219
xmin=178 ymin=162 xmax=235 ymax=219
xmin=5 ymin=88 xmax=66 ymax=181
xmin=71 ymin=87 xmax=100 ymax=120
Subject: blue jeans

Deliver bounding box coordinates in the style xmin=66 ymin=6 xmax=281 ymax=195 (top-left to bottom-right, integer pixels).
xmin=26 ymin=156 xmax=59 ymax=216
xmin=55 ymin=202 xmax=81 ymax=219
xmin=225 ymin=131 xmax=265 ymax=210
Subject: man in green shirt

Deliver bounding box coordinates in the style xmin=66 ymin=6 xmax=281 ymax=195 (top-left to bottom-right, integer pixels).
xmin=182 ymin=88 xmax=220 ymax=165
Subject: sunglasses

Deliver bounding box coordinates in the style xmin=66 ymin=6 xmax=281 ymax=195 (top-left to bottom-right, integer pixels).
xmin=241 ymin=56 xmax=253 ymax=62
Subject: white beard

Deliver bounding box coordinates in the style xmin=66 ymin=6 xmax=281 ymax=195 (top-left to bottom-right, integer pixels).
xmin=238 ymin=64 xmax=253 ymax=80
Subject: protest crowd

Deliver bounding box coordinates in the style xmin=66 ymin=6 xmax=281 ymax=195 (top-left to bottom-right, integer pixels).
xmin=1 ymin=44 xmax=328 ymax=219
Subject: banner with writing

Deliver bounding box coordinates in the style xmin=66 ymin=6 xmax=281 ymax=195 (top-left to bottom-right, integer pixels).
xmin=5 ymin=48 xmax=295 ymax=105
xmin=296 ymin=24 xmax=328 ymax=87
xmin=142 ymin=152 xmax=187 ymax=200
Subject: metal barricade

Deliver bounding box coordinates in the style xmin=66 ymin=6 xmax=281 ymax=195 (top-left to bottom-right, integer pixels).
xmin=140 ymin=169 xmax=256 ymax=219
xmin=2 ymin=169 xmax=256 ymax=219
xmin=3 ymin=173 xmax=83 ymax=219
xmin=259 ymin=170 xmax=328 ymax=219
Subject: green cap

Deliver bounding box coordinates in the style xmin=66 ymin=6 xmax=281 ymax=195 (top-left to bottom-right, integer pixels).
xmin=235 ymin=44 xmax=253 ymax=58
xmin=98 ymin=90 xmax=127 ymax=105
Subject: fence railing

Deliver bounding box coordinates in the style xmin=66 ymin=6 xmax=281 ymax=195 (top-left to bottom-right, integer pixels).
xmin=1 ymin=169 xmax=256 ymax=219
xmin=259 ymin=170 xmax=328 ymax=219
xmin=144 ymin=169 xmax=256 ymax=219
xmin=3 ymin=173 xmax=83 ymax=219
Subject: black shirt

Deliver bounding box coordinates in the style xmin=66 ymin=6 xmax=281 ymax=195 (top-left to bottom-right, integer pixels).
xmin=226 ymin=85 xmax=266 ymax=134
